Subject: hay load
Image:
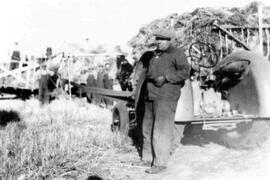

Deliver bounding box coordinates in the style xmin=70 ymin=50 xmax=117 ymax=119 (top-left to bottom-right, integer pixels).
xmin=125 ymin=2 xmax=270 ymax=150
xmin=128 ymin=2 xmax=270 ymax=60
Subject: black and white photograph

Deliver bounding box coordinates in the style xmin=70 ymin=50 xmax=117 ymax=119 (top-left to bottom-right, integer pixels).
xmin=1 ymin=0 xmax=270 ymax=179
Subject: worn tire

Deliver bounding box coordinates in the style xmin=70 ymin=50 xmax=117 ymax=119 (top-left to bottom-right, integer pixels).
xmin=111 ymin=102 xmax=129 ymax=135
xmin=220 ymin=120 xmax=270 ymax=149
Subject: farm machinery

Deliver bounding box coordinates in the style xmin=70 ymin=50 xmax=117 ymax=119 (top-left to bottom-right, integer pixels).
xmin=2 ymin=19 xmax=270 ymax=149
xmin=99 ymin=21 xmax=270 ymax=149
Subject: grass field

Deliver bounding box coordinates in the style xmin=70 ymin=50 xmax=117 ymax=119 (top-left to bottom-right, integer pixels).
xmin=0 ymin=97 xmax=140 ymax=180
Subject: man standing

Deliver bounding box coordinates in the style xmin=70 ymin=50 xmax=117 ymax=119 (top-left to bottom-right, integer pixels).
xmin=103 ymin=62 xmax=114 ymax=107
xmin=96 ymin=63 xmax=106 ymax=107
xmin=86 ymin=67 xmax=97 ymax=104
xmin=135 ymin=29 xmax=190 ymax=174
xmin=10 ymin=42 xmax=21 ymax=70
xmin=38 ymin=58 xmax=55 ymax=105
xmin=116 ymin=55 xmax=133 ymax=91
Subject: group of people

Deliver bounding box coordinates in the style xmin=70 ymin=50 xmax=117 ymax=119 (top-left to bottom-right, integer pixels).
xmin=36 ymin=48 xmax=135 ymax=107
xmin=86 ymin=54 xmax=134 ymax=108
xmin=86 ymin=62 xmax=114 ymax=108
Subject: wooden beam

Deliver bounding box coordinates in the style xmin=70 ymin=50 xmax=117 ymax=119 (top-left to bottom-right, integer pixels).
xmin=258 ymin=2 xmax=263 ymax=54
xmin=214 ymin=25 xmax=270 ymax=30
xmin=212 ymin=22 xmax=250 ymax=51
xmin=266 ymin=29 xmax=270 ymax=59
xmin=219 ymin=30 xmax=223 ymax=60
xmin=0 ymin=64 xmax=38 ymax=79
xmin=0 ymin=65 xmax=26 ymax=83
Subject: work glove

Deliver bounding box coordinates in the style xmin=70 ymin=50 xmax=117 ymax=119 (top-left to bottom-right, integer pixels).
xmin=147 ymin=75 xmax=167 ymax=87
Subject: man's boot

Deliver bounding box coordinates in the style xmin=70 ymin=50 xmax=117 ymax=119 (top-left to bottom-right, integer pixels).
xmin=145 ymin=165 xmax=166 ymax=174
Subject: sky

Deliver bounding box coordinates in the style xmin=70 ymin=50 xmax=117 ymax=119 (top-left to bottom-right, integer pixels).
xmin=1 ymin=0 xmax=270 ymax=59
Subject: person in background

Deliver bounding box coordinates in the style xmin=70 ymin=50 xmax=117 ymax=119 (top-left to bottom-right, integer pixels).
xmin=10 ymin=42 xmax=21 ymax=70
xmin=86 ymin=66 xmax=97 ymax=104
xmin=46 ymin=47 xmax=53 ymax=59
xmin=95 ymin=63 xmax=106 ymax=107
xmin=103 ymin=62 xmax=114 ymax=107
xmin=116 ymin=55 xmax=133 ymax=91
xmin=37 ymin=57 xmax=55 ymax=105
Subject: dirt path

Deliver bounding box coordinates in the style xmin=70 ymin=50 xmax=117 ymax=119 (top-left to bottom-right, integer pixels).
xmin=105 ymin=141 xmax=270 ymax=180
xmin=129 ymin=143 xmax=270 ymax=180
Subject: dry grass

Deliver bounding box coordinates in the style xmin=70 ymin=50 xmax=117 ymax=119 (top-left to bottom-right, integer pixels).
xmin=0 ymin=97 xmax=136 ymax=180
xmin=2 ymin=97 xmax=270 ymax=180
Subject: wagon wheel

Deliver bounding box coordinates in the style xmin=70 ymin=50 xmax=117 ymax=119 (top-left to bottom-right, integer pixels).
xmin=189 ymin=42 xmax=218 ymax=68
xmin=111 ymin=102 xmax=129 ymax=136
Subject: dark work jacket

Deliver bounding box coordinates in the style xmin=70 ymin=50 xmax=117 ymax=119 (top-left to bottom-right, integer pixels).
xmin=133 ymin=46 xmax=190 ymax=106
xmin=96 ymin=72 xmax=105 ymax=88
xmin=147 ymin=46 xmax=190 ymax=101
xmin=133 ymin=47 xmax=190 ymax=153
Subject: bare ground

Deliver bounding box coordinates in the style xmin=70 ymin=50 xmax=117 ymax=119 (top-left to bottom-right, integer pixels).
xmin=102 ymin=142 xmax=270 ymax=180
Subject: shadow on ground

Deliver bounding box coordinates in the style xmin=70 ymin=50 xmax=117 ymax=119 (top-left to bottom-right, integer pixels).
xmin=0 ymin=110 xmax=21 ymax=127
xmin=180 ymin=124 xmax=222 ymax=146
xmin=180 ymin=121 xmax=270 ymax=150
xmin=86 ymin=175 xmax=103 ymax=180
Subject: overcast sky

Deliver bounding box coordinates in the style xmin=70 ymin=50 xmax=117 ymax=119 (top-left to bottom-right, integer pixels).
xmin=1 ymin=0 xmax=270 ymax=58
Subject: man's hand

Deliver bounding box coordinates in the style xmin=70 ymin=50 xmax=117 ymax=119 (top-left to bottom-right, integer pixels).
xmin=154 ymin=75 xmax=167 ymax=87
xmin=147 ymin=74 xmax=167 ymax=87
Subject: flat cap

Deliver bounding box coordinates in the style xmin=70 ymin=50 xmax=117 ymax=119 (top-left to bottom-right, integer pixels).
xmin=152 ymin=29 xmax=175 ymax=40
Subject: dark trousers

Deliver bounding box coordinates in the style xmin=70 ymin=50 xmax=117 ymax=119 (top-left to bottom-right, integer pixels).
xmin=103 ymin=78 xmax=114 ymax=107
xmin=86 ymin=74 xmax=97 ymax=104
xmin=39 ymin=75 xmax=50 ymax=104
xmin=142 ymin=99 xmax=178 ymax=166
xmin=96 ymin=72 xmax=105 ymax=105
